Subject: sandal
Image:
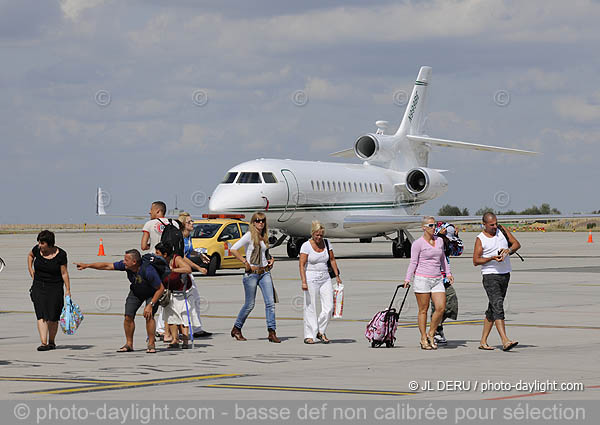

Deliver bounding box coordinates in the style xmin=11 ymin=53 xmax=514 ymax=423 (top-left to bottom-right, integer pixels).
xmin=502 ymin=341 xmax=518 ymax=351
xmin=427 ymin=335 xmax=438 ymax=350
xmin=181 ymin=342 xmax=189 ymax=349
xmin=37 ymin=344 xmax=51 ymax=351
xmin=478 ymin=344 xmax=495 ymax=350
xmin=316 ymin=333 xmax=330 ymax=344
xmin=167 ymin=342 xmax=180 ymax=349
xmin=117 ymin=345 xmax=133 ymax=352
xmin=146 ymin=345 xmax=156 ymax=354
xmin=420 ymin=341 xmax=432 ymax=350
xmin=304 ymin=338 xmax=315 ymax=344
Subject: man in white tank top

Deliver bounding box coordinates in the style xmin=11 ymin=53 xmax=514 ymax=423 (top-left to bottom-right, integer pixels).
xmin=473 ymin=212 xmax=521 ymax=351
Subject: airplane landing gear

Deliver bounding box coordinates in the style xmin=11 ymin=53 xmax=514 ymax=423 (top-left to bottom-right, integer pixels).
xmin=391 ymin=230 xmax=412 ymax=258
xmin=286 ymin=237 xmax=307 ymax=258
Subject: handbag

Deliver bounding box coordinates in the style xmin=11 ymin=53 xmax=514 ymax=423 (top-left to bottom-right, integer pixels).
xmin=332 ymin=282 xmax=344 ymax=318
xmin=60 ymin=295 xmax=84 ymax=335
xmin=324 ymin=239 xmax=340 ymax=279
xmin=158 ymin=287 xmax=171 ymax=307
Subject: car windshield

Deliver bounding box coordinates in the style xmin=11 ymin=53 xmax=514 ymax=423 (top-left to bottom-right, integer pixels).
xmin=192 ymin=223 xmax=222 ymax=238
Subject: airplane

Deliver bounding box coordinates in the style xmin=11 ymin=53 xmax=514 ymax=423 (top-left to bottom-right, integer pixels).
xmin=206 ymin=65 xmax=568 ymax=258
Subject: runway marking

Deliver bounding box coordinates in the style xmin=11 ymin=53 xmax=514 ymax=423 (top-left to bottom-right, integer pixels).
xmin=2 ymin=311 xmax=600 ymax=330
xmin=204 ymin=383 xmax=415 ymax=396
xmin=7 ymin=374 xmax=244 ymax=395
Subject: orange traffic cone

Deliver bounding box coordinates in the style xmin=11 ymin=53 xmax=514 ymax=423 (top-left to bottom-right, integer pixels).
xmin=98 ymin=238 xmax=106 ymax=256
xmin=588 ymin=231 xmax=593 ymax=243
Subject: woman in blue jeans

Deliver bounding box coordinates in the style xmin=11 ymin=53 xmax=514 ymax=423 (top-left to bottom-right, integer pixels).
xmin=230 ymin=212 xmax=279 ymax=342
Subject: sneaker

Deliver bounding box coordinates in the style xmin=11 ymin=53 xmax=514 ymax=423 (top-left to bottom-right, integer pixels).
xmin=434 ymin=330 xmax=447 ymax=344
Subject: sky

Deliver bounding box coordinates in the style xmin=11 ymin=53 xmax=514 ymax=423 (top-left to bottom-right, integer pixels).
xmin=1 ymin=0 xmax=599 ymax=224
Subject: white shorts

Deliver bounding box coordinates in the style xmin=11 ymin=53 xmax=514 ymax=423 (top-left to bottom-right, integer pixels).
xmin=412 ymin=275 xmax=445 ymax=293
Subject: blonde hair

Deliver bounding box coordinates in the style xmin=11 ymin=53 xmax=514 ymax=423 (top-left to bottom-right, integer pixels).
xmin=250 ymin=212 xmax=269 ymax=248
xmin=178 ymin=211 xmax=192 ymax=224
xmin=311 ymin=220 xmax=325 ymax=235
xmin=422 ymin=216 xmax=435 ymax=226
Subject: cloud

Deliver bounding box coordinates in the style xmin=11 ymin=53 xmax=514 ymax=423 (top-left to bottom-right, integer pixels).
xmin=507 ymin=68 xmax=567 ymax=93
xmin=60 ymin=0 xmax=110 ymax=21
xmin=553 ymin=93 xmax=600 ymax=123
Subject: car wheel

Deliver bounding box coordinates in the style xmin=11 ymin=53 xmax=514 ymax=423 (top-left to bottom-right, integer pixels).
xmin=207 ymin=254 xmax=220 ymax=276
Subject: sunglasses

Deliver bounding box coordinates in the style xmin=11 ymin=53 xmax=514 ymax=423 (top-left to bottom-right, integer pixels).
xmin=424 ymin=223 xmax=435 ymax=228
xmin=253 ymin=219 xmax=266 ymax=223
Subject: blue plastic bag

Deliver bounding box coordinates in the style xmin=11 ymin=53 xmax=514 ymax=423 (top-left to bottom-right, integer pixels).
xmin=60 ymin=295 xmax=84 ymax=335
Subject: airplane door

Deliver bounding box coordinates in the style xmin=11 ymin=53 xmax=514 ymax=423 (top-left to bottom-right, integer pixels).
xmin=278 ymin=169 xmax=299 ymax=222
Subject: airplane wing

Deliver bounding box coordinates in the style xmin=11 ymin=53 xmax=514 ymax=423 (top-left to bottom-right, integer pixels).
xmin=407 ymin=135 xmax=539 ymax=156
xmin=343 ymin=214 xmax=600 ymax=229
xmin=329 ymin=148 xmax=355 ymax=158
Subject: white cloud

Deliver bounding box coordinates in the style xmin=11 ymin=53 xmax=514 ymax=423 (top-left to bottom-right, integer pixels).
xmin=553 ymin=92 xmax=600 ymax=123
xmin=60 ymin=0 xmax=110 ymax=21
xmin=507 ymin=68 xmax=567 ymax=93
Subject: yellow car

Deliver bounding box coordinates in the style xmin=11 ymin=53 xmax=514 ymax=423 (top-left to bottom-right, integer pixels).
xmin=191 ymin=215 xmax=249 ymax=275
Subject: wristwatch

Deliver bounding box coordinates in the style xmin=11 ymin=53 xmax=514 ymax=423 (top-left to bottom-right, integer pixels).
xmin=150 ymin=301 xmax=155 ymax=306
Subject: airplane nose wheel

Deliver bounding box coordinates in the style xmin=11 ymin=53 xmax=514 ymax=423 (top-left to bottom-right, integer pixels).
xmin=391 ymin=231 xmax=412 ymax=258
xmin=287 ymin=237 xmax=307 ymax=258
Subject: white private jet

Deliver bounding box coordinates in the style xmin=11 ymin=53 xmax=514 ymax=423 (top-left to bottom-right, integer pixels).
xmin=207 ymin=66 xmax=548 ymax=258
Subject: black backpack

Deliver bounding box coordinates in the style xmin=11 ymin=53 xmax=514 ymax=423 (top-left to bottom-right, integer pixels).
xmin=130 ymin=254 xmax=171 ymax=299
xmin=158 ymin=218 xmax=185 ymax=257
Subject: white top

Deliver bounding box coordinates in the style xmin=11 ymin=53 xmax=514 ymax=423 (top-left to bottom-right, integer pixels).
xmin=300 ymin=239 xmax=333 ymax=272
xmin=477 ymin=230 xmax=512 ymax=275
xmin=142 ymin=218 xmax=180 ymax=253
xmin=232 ymin=231 xmax=268 ymax=267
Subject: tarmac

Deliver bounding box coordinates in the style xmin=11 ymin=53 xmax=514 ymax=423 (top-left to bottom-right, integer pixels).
xmin=1 ymin=231 xmax=599 ymax=401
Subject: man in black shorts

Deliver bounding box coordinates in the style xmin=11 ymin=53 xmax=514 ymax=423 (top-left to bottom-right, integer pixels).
xmin=75 ymin=249 xmax=165 ymax=353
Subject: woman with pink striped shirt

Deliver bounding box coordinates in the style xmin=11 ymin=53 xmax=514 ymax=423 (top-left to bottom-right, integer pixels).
xmin=403 ymin=216 xmax=454 ymax=350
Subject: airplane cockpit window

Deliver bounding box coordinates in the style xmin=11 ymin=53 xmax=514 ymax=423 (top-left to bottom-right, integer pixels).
xmin=222 ymin=172 xmax=238 ymax=184
xmin=262 ymin=172 xmax=277 ymax=183
xmin=237 ymin=172 xmax=262 ymax=183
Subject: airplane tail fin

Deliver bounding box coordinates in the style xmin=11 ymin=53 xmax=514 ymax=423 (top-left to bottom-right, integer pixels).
xmin=395 ymin=66 xmax=431 ymax=137
xmin=96 ymin=187 xmax=107 ymax=215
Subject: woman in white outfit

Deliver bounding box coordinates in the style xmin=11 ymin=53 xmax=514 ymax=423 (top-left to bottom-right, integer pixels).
xmin=299 ymin=221 xmax=341 ymax=344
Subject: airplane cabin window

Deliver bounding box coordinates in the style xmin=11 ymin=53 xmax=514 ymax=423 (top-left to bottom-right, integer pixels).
xmin=343 ymin=182 xmax=347 ymax=192
xmin=370 ymin=183 xmax=374 ymax=192
xmin=237 ymin=172 xmax=262 ymax=183
xmin=222 ymin=172 xmax=238 ymax=184
xmin=354 ymin=182 xmax=357 ymax=192
xmin=262 ymin=172 xmax=277 ymax=183
xmin=311 ymin=181 xmax=315 ymax=190
xmin=379 ymin=183 xmax=383 ymax=193
xmin=322 ymin=181 xmax=326 ymax=191
xmin=337 ymin=182 xmax=342 ymax=192
xmin=327 ymin=181 xmax=331 ymax=191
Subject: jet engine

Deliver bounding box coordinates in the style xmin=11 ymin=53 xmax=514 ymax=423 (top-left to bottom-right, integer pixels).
xmin=354 ymin=133 xmax=396 ymax=164
xmin=405 ymin=167 xmax=448 ymax=201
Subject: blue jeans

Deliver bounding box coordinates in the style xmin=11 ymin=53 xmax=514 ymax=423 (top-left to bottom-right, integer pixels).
xmin=234 ymin=272 xmax=276 ymax=330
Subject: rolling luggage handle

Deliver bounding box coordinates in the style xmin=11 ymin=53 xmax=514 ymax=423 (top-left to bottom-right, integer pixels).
xmin=388 ymin=284 xmax=410 ymax=317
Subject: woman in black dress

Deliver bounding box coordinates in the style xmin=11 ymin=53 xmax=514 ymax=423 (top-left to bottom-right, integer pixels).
xmin=27 ymin=230 xmax=71 ymax=351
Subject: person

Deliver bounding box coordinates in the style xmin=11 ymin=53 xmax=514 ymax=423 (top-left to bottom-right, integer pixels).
xmin=141 ymin=201 xmax=178 ymax=253
xmin=230 ymin=212 xmax=279 ymax=343
xmin=473 ymin=212 xmax=521 ymax=351
xmin=154 ymin=242 xmax=193 ymax=349
xmin=75 ymin=249 xmax=165 ymax=353
xmin=298 ymin=221 xmax=341 ymax=344
xmin=178 ymin=212 xmax=212 ymax=338
xmin=141 ymin=201 xmax=180 ymax=342
xmin=27 ymin=230 xmax=71 ymax=351
xmin=403 ymin=216 xmax=454 ymax=350
xmin=431 ymin=222 xmax=462 ymax=344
